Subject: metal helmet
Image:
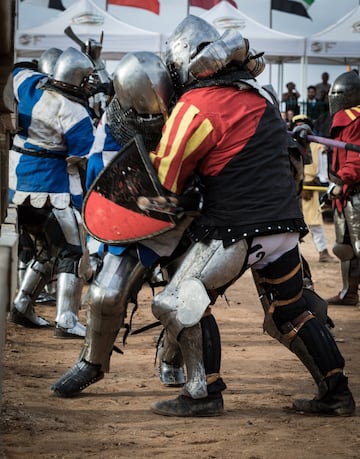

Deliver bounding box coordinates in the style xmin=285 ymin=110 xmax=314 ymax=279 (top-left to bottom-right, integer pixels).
xmin=245 ymin=49 xmax=266 ymax=78
xmin=328 ymin=70 xmax=360 ymax=115
xmin=188 ymin=28 xmax=249 ymax=79
xmin=52 ymin=47 xmax=95 ymax=88
xmin=110 ymin=52 xmax=174 ymax=150
xmin=165 ymin=15 xmax=221 ymax=88
xmin=113 ymin=51 xmax=174 ymax=120
xmin=38 ymin=47 xmax=63 ymax=77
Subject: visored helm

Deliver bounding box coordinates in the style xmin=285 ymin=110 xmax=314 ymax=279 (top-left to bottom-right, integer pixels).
xmin=52 ymin=47 xmax=95 ymax=92
xmin=110 ymin=51 xmax=174 ymax=150
xmin=165 ymin=15 xmax=220 ymax=89
xmin=38 ymin=47 xmax=63 ymax=77
xmin=165 ymin=15 xmax=251 ymax=90
xmin=328 ymin=70 xmax=360 ymax=115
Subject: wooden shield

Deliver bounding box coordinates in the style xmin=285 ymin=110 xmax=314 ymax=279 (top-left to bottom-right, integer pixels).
xmin=83 ymin=135 xmax=176 ymax=244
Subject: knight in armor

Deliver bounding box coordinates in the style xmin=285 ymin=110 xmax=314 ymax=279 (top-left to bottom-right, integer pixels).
xmin=9 ymin=47 xmax=97 ymax=338
xmin=51 ymin=51 xmax=195 ymax=398
xmin=16 ymin=47 xmax=63 ymax=306
xmin=143 ymin=16 xmax=355 ymax=417
xmin=324 ymin=70 xmax=360 ymax=306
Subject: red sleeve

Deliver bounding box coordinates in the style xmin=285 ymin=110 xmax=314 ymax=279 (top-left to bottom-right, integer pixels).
xmin=149 ymin=97 xmax=218 ymax=194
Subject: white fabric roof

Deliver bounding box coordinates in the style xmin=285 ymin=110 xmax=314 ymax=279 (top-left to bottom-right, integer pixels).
xmin=306 ymin=6 xmax=360 ymax=64
xmin=199 ymin=1 xmax=305 ymax=63
xmin=15 ymin=0 xmax=161 ymax=60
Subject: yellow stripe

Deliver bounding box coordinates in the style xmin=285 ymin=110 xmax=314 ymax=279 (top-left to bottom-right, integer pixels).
xmin=152 ymin=103 xmax=213 ymax=192
xmin=153 ymin=102 xmax=185 ymax=161
xmin=345 ymin=108 xmax=357 ymax=121
xmin=169 ymin=118 xmax=213 ymax=193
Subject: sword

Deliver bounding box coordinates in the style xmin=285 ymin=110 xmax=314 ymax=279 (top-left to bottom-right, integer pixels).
xmin=288 ymin=131 xmax=360 ymax=154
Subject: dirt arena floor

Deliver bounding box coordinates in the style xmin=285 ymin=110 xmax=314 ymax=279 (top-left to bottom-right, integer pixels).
xmin=1 ymin=222 xmax=360 ymax=459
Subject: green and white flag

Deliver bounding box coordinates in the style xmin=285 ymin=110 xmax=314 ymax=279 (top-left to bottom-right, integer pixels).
xmin=271 ymin=0 xmax=315 ymax=19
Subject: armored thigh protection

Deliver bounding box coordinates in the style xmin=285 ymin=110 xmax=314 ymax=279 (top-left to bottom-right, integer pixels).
xmin=152 ymin=238 xmax=248 ymax=339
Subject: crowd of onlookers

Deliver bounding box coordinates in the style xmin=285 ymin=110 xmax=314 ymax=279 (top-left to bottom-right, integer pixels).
xmin=281 ymin=71 xmax=332 ymax=132
xmin=282 ymin=73 xmax=336 ymax=267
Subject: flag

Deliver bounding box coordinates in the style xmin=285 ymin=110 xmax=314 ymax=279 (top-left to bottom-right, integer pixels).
xmin=20 ymin=0 xmax=65 ymax=8
xmin=107 ymin=0 xmax=160 ymax=15
xmin=48 ymin=0 xmax=65 ymax=10
xmin=189 ymin=0 xmax=238 ymax=9
xmin=271 ymin=0 xmax=314 ymax=19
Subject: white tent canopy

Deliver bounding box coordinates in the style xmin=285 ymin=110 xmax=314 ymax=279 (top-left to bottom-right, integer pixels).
xmin=15 ymin=0 xmax=162 ymax=60
xmin=199 ymin=1 xmax=306 ymax=63
xmin=306 ymin=5 xmax=360 ymax=65
xmin=197 ymin=1 xmax=306 ymax=96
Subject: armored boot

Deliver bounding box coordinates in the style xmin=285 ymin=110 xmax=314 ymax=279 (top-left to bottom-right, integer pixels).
xmin=11 ymin=260 xmax=50 ymax=327
xmin=327 ymin=260 xmax=359 ymax=306
xmin=293 ymin=372 xmax=355 ymax=416
xmin=51 ymin=360 xmax=104 ymax=398
xmin=54 ymin=272 xmax=85 ymax=338
xmin=157 ymin=330 xmax=186 ymax=387
xmin=289 ymin=316 xmax=355 ymax=416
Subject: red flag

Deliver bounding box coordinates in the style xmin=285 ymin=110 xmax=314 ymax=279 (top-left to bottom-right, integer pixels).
xmin=107 ymin=0 xmax=160 ymax=15
xmin=190 ymin=0 xmax=238 ymax=9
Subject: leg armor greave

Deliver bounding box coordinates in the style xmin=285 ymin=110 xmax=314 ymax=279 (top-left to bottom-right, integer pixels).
xmin=338 ymin=259 xmax=360 ymax=301
xmin=14 ymin=259 xmax=52 ymax=312
xmin=12 ymin=260 xmax=52 ymax=327
xmin=254 ymin=245 xmax=345 ymax=389
xmin=157 ymin=330 xmax=186 ymax=386
xmin=54 ymin=273 xmax=85 ymax=338
xmin=17 ymin=259 xmax=29 ymax=288
xmin=80 ymin=251 xmax=145 ymax=373
xmin=153 ymin=239 xmax=247 ymax=399
xmin=178 ymin=324 xmax=207 ymax=399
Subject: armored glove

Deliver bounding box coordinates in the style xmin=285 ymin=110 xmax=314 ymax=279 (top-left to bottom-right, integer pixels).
xmin=326 ymin=182 xmax=343 ymax=199
xmin=320 ymin=182 xmax=343 ymax=206
xmin=292 ymin=124 xmax=313 ymax=165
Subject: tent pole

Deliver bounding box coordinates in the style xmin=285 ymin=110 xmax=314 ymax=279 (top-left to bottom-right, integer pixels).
xmin=300 ymin=55 xmax=307 ymax=114
xmin=277 ymin=60 xmax=283 ymax=102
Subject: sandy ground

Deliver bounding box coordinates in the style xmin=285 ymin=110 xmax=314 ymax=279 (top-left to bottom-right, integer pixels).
xmin=1 ymin=222 xmax=360 ymax=459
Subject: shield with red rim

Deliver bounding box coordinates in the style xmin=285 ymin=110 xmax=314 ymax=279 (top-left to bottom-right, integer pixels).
xmin=83 ymin=135 xmax=176 ymax=244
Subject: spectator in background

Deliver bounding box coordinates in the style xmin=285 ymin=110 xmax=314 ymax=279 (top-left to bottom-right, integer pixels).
xmin=306 ymin=85 xmax=326 ymax=122
xmin=315 ymin=72 xmax=330 ymax=111
xmin=281 ymin=108 xmax=296 ymax=129
xmin=281 ymin=81 xmax=300 ymax=115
